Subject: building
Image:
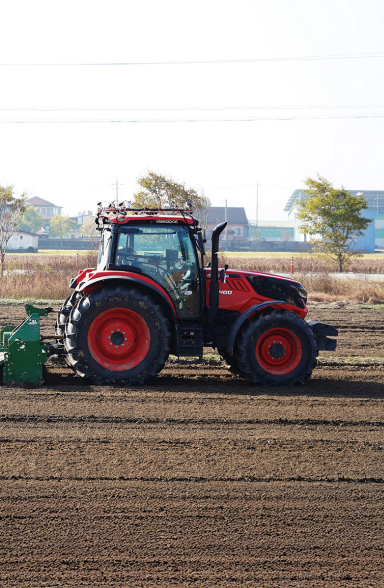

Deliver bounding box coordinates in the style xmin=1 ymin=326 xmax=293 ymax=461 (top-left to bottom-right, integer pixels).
xmin=27 ymin=197 xmax=63 ymax=221
xmin=250 ymin=220 xmax=294 ymax=241
xmin=7 ymin=230 xmax=39 ymax=252
xmin=27 ymin=198 xmax=96 ymax=240
xmin=207 ymin=207 xmax=249 ymax=243
xmin=27 ymin=196 xmax=63 ymax=234
xmin=67 ymin=210 xmax=95 ymax=239
xmin=284 ymin=189 xmax=381 ymax=251
xmin=75 ymin=210 xmax=94 ymax=228
xmin=285 ymin=189 xmax=384 ymax=219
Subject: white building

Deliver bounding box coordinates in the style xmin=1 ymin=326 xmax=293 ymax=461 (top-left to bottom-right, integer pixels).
xmin=7 ymin=230 xmax=39 ymax=251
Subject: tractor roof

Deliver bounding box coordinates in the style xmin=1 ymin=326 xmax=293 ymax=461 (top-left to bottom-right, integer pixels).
xmin=96 ymin=204 xmax=196 ymax=228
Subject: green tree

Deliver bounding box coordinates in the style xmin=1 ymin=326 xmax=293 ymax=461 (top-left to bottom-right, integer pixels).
xmin=19 ymin=206 xmax=44 ymax=234
xmin=49 ymin=215 xmax=77 ymax=246
xmin=296 ymin=175 xmax=372 ymax=272
xmin=132 ymin=171 xmax=210 ymax=227
xmin=0 ymin=185 xmax=27 ymax=274
xmin=80 ymin=217 xmax=98 ymax=247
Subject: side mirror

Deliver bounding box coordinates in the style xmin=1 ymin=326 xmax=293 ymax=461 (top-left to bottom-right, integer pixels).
xmin=197 ymin=230 xmax=206 ymax=256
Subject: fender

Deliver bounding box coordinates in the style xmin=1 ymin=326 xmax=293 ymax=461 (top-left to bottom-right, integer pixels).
xmin=76 ymin=273 xmax=177 ymax=318
xmin=226 ymin=300 xmax=288 ymax=356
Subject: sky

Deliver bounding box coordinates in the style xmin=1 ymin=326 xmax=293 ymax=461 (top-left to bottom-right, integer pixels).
xmin=1 ymin=0 xmax=384 ymax=222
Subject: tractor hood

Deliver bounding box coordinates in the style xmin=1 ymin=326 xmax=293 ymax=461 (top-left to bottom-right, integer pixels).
xmin=230 ymin=269 xmax=307 ymax=298
xmin=204 ymin=267 xmax=308 ymax=316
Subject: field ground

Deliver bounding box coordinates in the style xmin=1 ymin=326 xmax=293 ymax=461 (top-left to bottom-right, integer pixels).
xmin=0 ymin=304 xmax=384 ymax=586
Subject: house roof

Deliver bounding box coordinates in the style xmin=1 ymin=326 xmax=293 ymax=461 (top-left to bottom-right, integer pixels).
xmin=15 ymin=229 xmax=39 ymax=236
xmin=28 ymin=196 xmax=60 ymax=207
xmin=284 ymin=190 xmax=307 ymax=213
xmin=207 ymin=206 xmax=249 ymax=225
xmin=285 ymin=189 xmax=384 ymax=214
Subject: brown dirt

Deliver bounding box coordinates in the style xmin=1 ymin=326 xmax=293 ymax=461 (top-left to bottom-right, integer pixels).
xmin=0 ymin=304 xmax=384 ymax=587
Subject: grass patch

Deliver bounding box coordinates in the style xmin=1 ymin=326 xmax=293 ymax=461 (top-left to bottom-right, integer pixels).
xmin=0 ymin=252 xmax=97 ymax=300
xmin=318 ymin=356 xmax=384 ymax=365
xmin=224 ymin=251 xmax=384 ymax=259
xmin=12 ymin=249 xmax=94 ymax=256
xmin=220 ymin=254 xmax=384 ymax=274
xmin=2 ymin=251 xmax=384 ymax=304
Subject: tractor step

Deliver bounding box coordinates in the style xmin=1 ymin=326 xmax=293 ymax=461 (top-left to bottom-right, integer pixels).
xmin=176 ymin=323 xmax=204 ymax=359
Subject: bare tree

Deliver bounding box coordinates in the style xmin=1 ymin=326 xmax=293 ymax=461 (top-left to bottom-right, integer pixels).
xmin=0 ymin=185 xmax=27 ymax=274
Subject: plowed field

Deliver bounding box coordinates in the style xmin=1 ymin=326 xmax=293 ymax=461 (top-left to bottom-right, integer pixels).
xmin=1 ymin=304 xmax=384 ymax=587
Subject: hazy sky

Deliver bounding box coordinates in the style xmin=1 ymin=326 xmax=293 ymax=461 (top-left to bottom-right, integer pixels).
xmin=1 ymin=0 xmax=384 ymax=221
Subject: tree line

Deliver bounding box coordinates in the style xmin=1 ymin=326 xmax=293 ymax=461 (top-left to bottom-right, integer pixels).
xmin=0 ymin=172 xmax=374 ymax=274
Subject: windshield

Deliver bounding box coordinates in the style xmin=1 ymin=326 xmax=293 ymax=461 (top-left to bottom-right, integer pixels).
xmin=114 ymin=224 xmax=200 ymax=317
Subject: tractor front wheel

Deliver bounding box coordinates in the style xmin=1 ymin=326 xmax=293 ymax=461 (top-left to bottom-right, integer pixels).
xmin=218 ymin=348 xmax=242 ymax=376
xmin=64 ymin=285 xmax=171 ymax=385
xmin=236 ymin=310 xmax=317 ymax=386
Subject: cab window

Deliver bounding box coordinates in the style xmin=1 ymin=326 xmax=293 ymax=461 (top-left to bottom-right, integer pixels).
xmin=114 ymin=224 xmax=200 ymax=318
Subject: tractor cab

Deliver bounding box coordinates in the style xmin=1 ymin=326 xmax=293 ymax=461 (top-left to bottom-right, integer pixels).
xmin=95 ymin=206 xmax=203 ymax=318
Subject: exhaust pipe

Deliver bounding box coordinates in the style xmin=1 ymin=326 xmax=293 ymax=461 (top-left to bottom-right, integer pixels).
xmin=209 ymin=222 xmax=227 ymax=321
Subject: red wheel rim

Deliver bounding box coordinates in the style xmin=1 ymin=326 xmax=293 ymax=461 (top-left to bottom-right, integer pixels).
xmin=255 ymin=327 xmax=302 ymax=375
xmin=88 ymin=308 xmax=150 ymax=371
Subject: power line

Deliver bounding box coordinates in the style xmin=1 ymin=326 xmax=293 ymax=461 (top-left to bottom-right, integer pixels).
xmin=1 ymin=52 xmax=384 ymax=66
xmin=1 ymin=104 xmax=384 ymax=112
xmin=2 ymin=113 xmax=384 ymax=123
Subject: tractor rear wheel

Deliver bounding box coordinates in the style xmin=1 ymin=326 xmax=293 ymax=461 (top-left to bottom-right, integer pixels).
xmin=64 ymin=285 xmax=171 ymax=385
xmin=55 ymin=292 xmax=82 ymax=336
xmin=236 ymin=310 xmax=317 ymax=386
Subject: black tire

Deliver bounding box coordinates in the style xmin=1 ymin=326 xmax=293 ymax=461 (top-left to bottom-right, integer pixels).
xmin=236 ymin=310 xmax=317 ymax=386
xmin=55 ymin=292 xmax=83 ymax=336
xmin=64 ymin=284 xmax=171 ymax=385
xmin=218 ymin=348 xmax=242 ymax=376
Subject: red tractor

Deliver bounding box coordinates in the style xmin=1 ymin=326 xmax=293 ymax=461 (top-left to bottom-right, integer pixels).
xmin=57 ymin=204 xmax=337 ymax=386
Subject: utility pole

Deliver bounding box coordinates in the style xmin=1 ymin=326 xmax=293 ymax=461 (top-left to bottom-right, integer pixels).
xmin=256 ymin=178 xmax=259 ymax=227
xmin=254 ymin=178 xmax=258 ymax=240
xmin=225 ymin=199 xmax=228 ymax=251
xmin=113 ymin=178 xmax=123 ymax=203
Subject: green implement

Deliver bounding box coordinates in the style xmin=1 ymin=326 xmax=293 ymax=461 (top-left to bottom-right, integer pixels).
xmin=0 ymin=305 xmax=54 ymax=386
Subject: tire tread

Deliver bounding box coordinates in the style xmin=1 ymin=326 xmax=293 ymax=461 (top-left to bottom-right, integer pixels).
xmin=236 ymin=310 xmax=317 ymax=386
xmin=64 ymin=285 xmax=171 ymax=386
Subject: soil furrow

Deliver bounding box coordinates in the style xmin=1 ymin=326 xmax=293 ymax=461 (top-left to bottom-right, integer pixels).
xmin=1 ymin=414 xmax=384 ymax=426
xmin=1 ymin=474 xmax=384 ymax=483
xmin=1 ymin=304 xmax=384 ymax=586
